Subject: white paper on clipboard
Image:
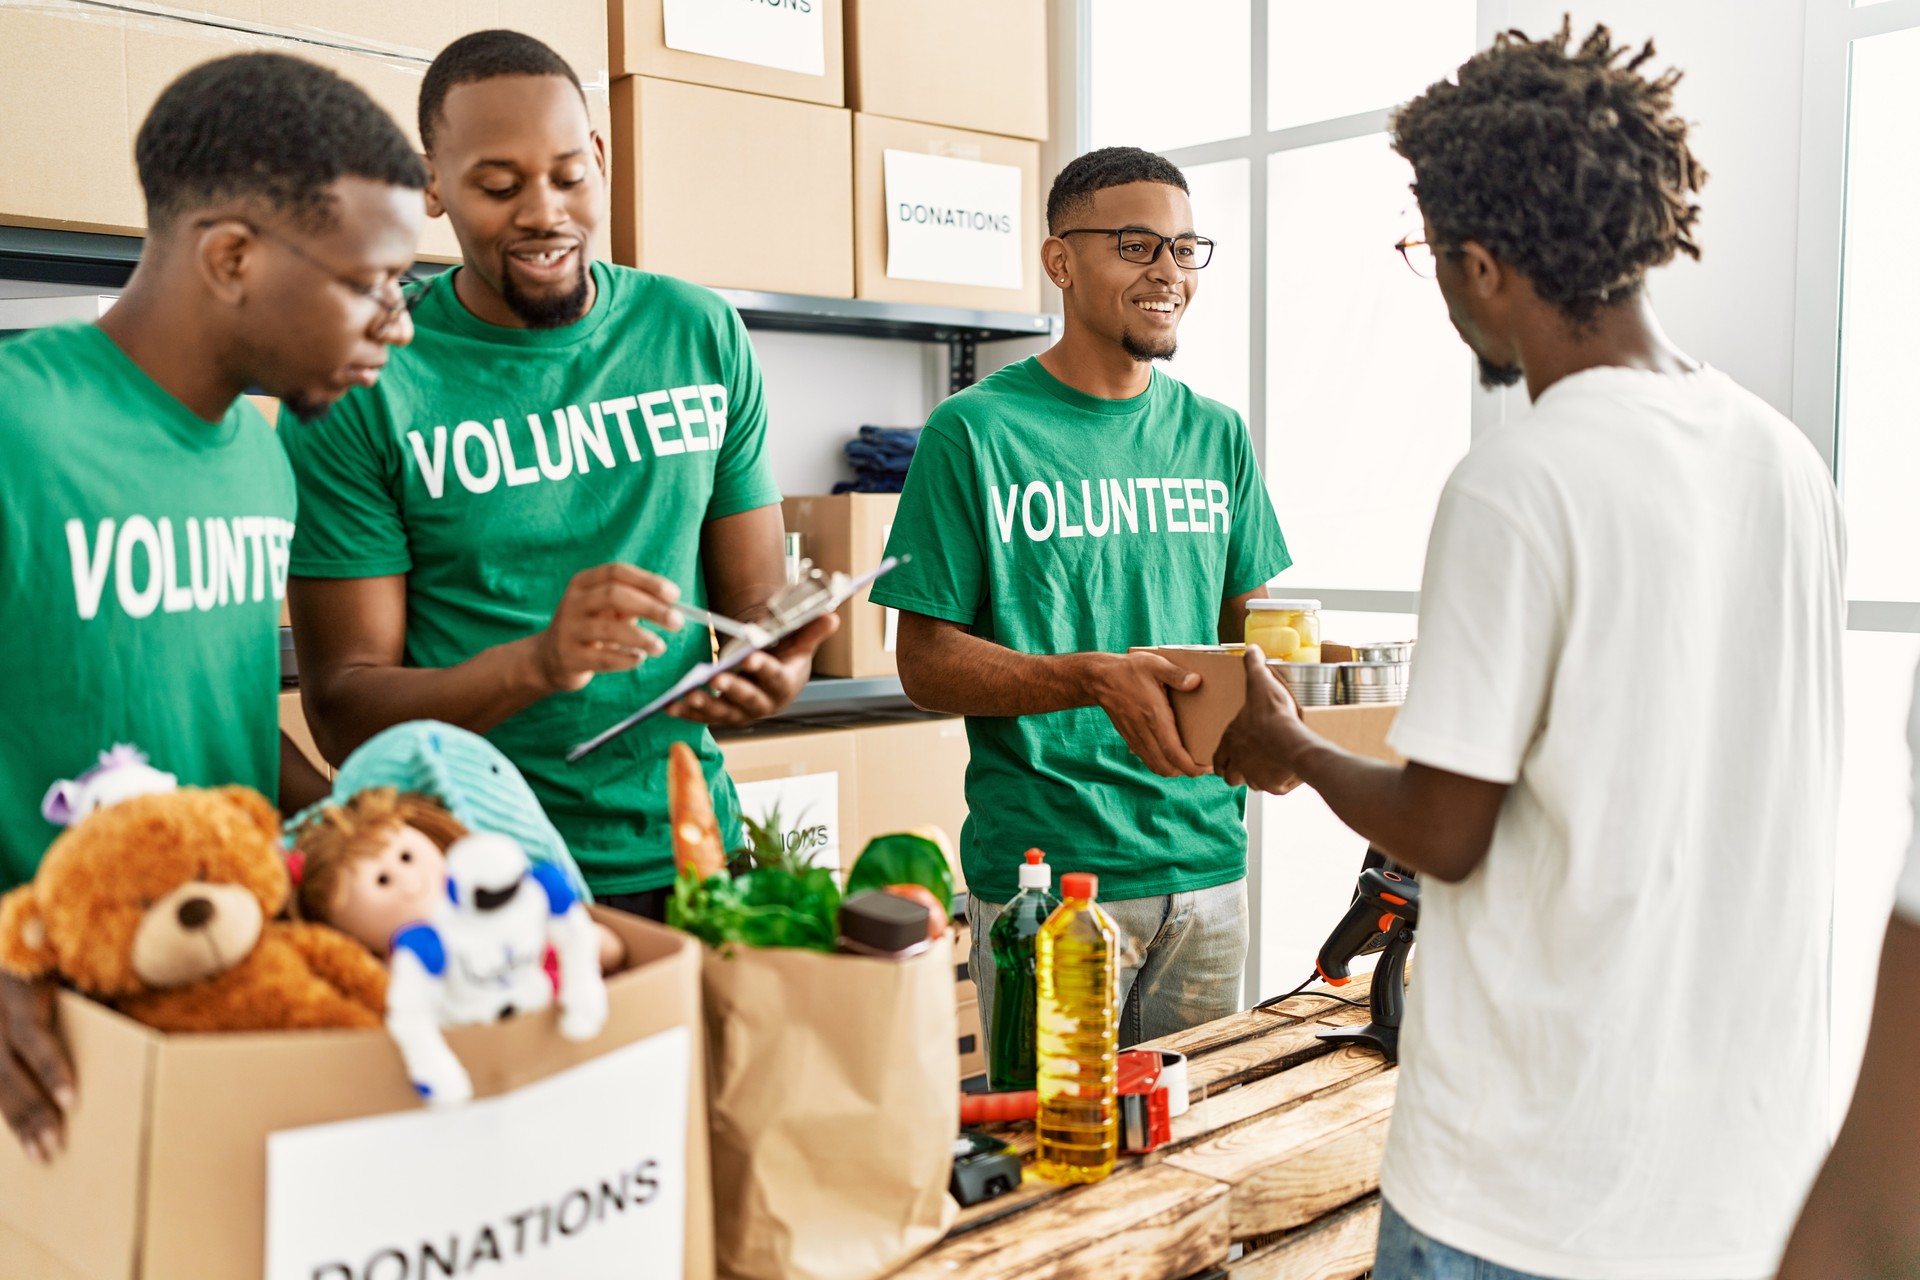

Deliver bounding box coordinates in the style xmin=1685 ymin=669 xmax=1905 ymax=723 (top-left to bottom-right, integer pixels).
xmin=567 ymin=557 xmax=904 ymax=761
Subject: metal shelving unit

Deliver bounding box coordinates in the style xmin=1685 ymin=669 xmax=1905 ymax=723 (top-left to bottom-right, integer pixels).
xmin=0 ymin=227 xmax=1059 ymax=393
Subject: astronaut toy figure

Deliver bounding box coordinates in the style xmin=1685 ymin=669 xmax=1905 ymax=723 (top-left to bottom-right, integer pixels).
xmin=386 ymin=832 xmax=610 ymax=1106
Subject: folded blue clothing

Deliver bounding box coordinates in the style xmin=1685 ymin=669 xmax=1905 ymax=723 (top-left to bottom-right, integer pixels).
xmin=832 ymin=476 xmax=907 ymax=494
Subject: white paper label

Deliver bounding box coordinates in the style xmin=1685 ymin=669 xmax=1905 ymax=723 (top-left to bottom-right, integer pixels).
xmin=884 ymin=150 xmax=1025 ymax=290
xmin=266 ymin=1028 xmax=691 ymax=1280
xmin=662 ymin=0 xmax=826 ymax=77
xmin=735 ymin=771 xmax=840 ymax=869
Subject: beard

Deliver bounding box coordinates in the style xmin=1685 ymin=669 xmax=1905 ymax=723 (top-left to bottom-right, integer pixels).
xmin=501 ymin=255 xmax=591 ymax=329
xmin=279 ymin=392 xmax=335 ymax=424
xmin=1121 ymin=327 xmax=1178 ymax=363
xmin=1476 ymin=354 xmax=1524 ymax=389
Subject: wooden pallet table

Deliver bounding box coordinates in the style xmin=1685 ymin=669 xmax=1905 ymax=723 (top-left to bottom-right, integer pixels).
xmin=883 ymin=971 xmax=1396 ymax=1280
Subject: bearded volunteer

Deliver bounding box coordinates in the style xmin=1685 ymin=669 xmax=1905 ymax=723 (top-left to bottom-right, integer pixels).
xmin=0 ymin=53 xmax=426 ymax=1160
xmin=873 ymin=148 xmax=1290 ymax=1048
xmin=1213 ymin=25 xmax=1843 ymax=1280
xmin=282 ymin=31 xmax=829 ymax=917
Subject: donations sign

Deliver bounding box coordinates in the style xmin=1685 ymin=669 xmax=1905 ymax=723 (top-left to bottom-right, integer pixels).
xmin=735 ymin=771 xmax=841 ymax=869
xmin=663 ymin=0 xmax=826 ymax=76
xmin=265 ymin=1028 xmax=692 ymax=1280
xmin=883 ymin=149 xmax=1025 ymax=290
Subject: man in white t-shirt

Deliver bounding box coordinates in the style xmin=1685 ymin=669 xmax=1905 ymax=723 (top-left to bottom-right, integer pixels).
xmin=1215 ymin=21 xmax=1845 ymax=1280
xmin=1778 ymin=680 xmax=1920 ymax=1278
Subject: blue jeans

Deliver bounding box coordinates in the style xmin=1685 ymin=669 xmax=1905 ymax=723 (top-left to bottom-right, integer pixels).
xmin=968 ymin=878 xmax=1248 ymax=1054
xmin=1373 ymin=1200 xmax=1558 ymax=1280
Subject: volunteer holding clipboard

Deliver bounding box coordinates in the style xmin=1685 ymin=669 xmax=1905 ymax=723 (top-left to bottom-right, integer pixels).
xmin=281 ymin=31 xmax=832 ymax=920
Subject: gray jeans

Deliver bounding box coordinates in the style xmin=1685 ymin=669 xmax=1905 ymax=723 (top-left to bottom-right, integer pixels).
xmin=967 ymin=878 xmax=1249 ymax=1060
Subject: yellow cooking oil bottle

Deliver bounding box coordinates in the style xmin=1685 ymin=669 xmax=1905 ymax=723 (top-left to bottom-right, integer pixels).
xmin=1033 ymin=872 xmax=1120 ymax=1184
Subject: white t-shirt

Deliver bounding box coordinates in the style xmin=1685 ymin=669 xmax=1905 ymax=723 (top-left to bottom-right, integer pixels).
xmin=1380 ymin=366 xmax=1845 ymax=1280
xmin=1897 ymin=671 xmax=1920 ymax=926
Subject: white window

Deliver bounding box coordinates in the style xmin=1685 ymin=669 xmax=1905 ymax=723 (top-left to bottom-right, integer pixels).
xmin=1081 ymin=0 xmax=1476 ymax=996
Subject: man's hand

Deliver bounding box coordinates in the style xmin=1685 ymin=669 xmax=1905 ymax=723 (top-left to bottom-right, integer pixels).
xmin=532 ymin=564 xmax=684 ymax=694
xmin=1087 ymin=651 xmax=1208 ymax=778
xmin=0 ymin=974 xmax=73 ymax=1162
xmin=668 ymin=614 xmax=839 ymax=727
xmin=1215 ymin=645 xmax=1309 ymax=794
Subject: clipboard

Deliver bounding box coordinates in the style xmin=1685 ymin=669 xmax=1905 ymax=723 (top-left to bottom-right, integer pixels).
xmin=567 ymin=555 xmax=905 ymax=762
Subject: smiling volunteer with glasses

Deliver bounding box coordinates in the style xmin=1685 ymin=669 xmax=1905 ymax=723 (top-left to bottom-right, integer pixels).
xmin=872 ymin=146 xmax=1290 ymax=1052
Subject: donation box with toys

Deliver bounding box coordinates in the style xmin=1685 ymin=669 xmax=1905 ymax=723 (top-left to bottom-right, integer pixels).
xmin=0 ymin=731 xmax=714 ymax=1280
xmin=0 ymin=908 xmax=712 ymax=1280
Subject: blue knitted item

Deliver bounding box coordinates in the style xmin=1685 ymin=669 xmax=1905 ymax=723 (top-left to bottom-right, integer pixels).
xmin=286 ymin=720 xmax=590 ymax=901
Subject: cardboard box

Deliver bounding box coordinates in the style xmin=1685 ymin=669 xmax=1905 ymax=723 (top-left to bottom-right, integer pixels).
xmin=0 ymin=911 xmax=714 ymax=1280
xmin=719 ymin=724 xmax=859 ymax=873
xmin=458 ymin=0 xmax=609 ymax=82
xmin=610 ymin=77 xmax=852 ymax=297
xmin=781 ymin=493 xmax=899 ymax=677
xmin=0 ymin=3 xmax=143 ymax=234
xmin=609 ymin=0 xmax=843 ymax=105
xmin=155 ymin=1 xmax=457 ymax=56
xmin=956 ymin=994 xmax=985 ymax=1080
xmin=854 ymin=113 xmax=1041 ymax=313
xmin=850 ymin=716 xmax=968 ymax=891
xmin=278 ymin=690 xmax=332 ymax=779
xmin=1141 ymin=645 xmax=1404 ymax=766
xmin=845 ymin=0 xmax=1047 ymax=141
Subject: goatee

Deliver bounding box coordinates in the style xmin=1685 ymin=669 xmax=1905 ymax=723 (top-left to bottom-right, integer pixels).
xmin=503 ymin=258 xmax=591 ymax=330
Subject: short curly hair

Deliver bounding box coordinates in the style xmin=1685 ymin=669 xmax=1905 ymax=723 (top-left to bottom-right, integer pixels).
xmin=137 ymin=53 xmax=425 ymax=233
xmin=1391 ymin=20 xmax=1707 ymax=323
xmin=1047 ymin=146 xmax=1189 ymax=234
xmin=419 ymin=30 xmax=584 ymax=154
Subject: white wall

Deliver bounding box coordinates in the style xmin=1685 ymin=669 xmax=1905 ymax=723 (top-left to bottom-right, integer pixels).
xmin=1503 ymin=1 xmax=1808 ymax=417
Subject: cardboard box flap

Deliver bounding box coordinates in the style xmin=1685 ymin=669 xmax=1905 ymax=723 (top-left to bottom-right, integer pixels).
xmin=0 ymin=996 xmax=158 ymax=1280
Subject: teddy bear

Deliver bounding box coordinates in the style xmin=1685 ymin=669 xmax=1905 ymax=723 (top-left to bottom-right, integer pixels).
xmin=0 ymin=785 xmax=388 ymax=1033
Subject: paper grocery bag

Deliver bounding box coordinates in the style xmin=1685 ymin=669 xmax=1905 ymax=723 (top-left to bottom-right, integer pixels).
xmin=700 ymin=937 xmax=959 ymax=1280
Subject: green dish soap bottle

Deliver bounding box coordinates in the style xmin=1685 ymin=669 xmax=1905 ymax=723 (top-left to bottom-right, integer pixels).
xmin=987 ymin=848 xmax=1060 ymax=1091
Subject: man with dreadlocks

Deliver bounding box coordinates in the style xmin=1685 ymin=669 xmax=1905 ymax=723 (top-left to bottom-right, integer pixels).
xmin=1214 ymin=22 xmax=1843 ymax=1279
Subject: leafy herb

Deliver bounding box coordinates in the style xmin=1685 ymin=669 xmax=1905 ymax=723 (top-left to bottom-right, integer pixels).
xmin=668 ymin=805 xmax=842 ymax=953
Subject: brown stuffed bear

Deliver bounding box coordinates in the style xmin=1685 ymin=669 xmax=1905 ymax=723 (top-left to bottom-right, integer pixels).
xmin=0 ymin=785 xmax=388 ymax=1032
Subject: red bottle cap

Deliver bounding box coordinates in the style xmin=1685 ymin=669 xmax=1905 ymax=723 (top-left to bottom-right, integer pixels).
xmin=1061 ymin=872 xmax=1097 ymax=900
xmin=1025 ymin=848 xmax=1045 ymax=865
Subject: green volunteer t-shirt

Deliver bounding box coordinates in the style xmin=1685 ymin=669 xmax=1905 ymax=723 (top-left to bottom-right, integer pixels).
xmin=280 ymin=262 xmax=781 ymax=895
xmin=870 ymin=357 xmax=1290 ymax=903
xmin=0 ymin=324 xmax=293 ymax=891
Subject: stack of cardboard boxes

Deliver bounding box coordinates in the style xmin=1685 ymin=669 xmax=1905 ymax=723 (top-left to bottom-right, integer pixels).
xmin=0 ymin=0 xmax=609 ymax=261
xmin=605 ymin=0 xmax=1048 ymax=309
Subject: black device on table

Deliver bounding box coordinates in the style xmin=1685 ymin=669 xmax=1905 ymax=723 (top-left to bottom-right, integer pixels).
xmin=1256 ymin=847 xmax=1419 ymax=1063
xmin=949 ymin=1129 xmax=1023 ymax=1208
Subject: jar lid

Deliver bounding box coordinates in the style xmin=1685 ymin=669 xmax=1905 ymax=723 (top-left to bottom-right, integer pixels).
xmin=1249 ymin=598 xmax=1321 ymax=610
xmin=839 ymin=891 xmax=929 ymax=954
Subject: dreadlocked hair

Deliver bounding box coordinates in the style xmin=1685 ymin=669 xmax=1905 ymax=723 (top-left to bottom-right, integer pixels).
xmin=1390 ymin=18 xmax=1707 ymax=324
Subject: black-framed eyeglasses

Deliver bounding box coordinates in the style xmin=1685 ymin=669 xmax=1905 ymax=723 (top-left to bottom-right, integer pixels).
xmin=1393 ymin=233 xmax=1458 ymax=280
xmin=1059 ymin=227 xmax=1215 ymax=269
xmin=199 ymin=217 xmax=409 ymax=336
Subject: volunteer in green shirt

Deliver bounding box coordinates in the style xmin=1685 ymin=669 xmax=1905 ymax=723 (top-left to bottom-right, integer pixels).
xmin=282 ymin=32 xmax=832 ymax=916
xmin=0 ymin=53 xmax=427 ymax=1160
xmin=874 ymin=147 xmax=1291 ymax=1046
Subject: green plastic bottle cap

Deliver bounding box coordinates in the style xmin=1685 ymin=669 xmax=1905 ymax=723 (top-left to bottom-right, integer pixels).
xmin=1061 ymin=872 xmax=1097 ymax=900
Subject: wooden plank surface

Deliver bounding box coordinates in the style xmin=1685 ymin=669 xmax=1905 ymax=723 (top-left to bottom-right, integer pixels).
xmin=1231 ymin=1195 xmax=1381 ymax=1280
xmin=890 ymin=1166 xmax=1230 ymax=1280
xmin=1165 ymin=1071 xmax=1398 ymax=1238
xmin=1139 ymin=973 xmax=1375 ymax=1060
xmin=1173 ymin=1046 xmax=1385 ymax=1144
